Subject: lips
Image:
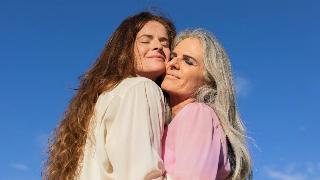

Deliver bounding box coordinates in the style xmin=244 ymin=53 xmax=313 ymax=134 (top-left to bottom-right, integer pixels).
xmin=146 ymin=54 xmax=165 ymax=61
xmin=165 ymin=72 xmax=180 ymax=79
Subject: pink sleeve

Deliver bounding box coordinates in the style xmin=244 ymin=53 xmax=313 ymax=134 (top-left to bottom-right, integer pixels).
xmin=170 ymin=103 xmax=222 ymax=180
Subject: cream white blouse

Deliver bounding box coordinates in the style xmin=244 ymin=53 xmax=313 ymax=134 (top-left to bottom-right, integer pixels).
xmin=78 ymin=77 xmax=165 ymax=180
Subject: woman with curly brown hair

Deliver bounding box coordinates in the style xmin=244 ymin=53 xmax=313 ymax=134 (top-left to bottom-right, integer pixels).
xmin=44 ymin=11 xmax=176 ymax=180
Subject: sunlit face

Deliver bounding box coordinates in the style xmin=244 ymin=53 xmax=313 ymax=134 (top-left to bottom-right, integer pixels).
xmin=161 ymin=37 xmax=206 ymax=101
xmin=134 ymin=21 xmax=170 ymax=81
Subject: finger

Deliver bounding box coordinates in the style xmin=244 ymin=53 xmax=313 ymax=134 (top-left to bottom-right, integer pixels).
xmin=158 ymin=161 xmax=165 ymax=174
xmin=144 ymin=170 xmax=163 ymax=180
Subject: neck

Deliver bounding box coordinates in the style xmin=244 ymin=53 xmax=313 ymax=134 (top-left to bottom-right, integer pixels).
xmin=170 ymin=96 xmax=195 ymax=118
xmin=136 ymin=73 xmax=156 ymax=81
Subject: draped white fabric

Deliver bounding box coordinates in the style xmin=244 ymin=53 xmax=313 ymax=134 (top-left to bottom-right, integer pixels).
xmin=78 ymin=77 xmax=165 ymax=180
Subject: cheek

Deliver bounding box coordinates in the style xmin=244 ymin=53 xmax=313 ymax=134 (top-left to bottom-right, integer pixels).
xmin=133 ymin=44 xmax=139 ymax=60
xmin=181 ymin=71 xmax=205 ymax=95
xmin=164 ymin=48 xmax=171 ymax=60
xmin=134 ymin=44 xmax=148 ymax=61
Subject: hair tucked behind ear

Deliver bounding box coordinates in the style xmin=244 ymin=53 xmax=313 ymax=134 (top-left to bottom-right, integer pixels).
xmin=174 ymin=29 xmax=252 ymax=180
xmin=43 ymin=11 xmax=176 ymax=180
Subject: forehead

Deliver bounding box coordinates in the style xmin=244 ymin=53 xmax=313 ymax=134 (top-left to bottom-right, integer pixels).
xmin=174 ymin=38 xmax=204 ymax=59
xmin=137 ymin=21 xmax=168 ymax=37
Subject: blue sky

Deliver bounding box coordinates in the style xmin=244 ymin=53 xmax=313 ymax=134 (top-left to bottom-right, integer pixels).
xmin=0 ymin=0 xmax=319 ymax=179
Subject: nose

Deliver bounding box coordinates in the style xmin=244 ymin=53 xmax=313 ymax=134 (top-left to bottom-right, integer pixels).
xmin=152 ymin=40 xmax=163 ymax=50
xmin=167 ymin=57 xmax=180 ymax=70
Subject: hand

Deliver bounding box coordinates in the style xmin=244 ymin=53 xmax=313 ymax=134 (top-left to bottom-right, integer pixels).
xmin=144 ymin=161 xmax=166 ymax=180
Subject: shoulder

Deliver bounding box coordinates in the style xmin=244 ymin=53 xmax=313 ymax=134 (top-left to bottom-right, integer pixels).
xmin=182 ymin=102 xmax=212 ymax=111
xmin=180 ymin=102 xmax=213 ymax=117
xmin=101 ymin=77 xmax=162 ymax=99
xmin=121 ymin=76 xmax=159 ymax=87
xmin=178 ymin=102 xmax=221 ymax=127
xmin=118 ymin=77 xmax=161 ymax=95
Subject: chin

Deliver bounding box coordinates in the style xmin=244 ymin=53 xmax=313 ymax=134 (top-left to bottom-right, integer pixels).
xmin=161 ymin=80 xmax=174 ymax=92
xmin=144 ymin=69 xmax=165 ymax=81
xmin=146 ymin=66 xmax=165 ymax=76
xmin=148 ymin=63 xmax=166 ymax=71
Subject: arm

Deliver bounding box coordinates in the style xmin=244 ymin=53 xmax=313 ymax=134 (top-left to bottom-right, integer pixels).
xmin=106 ymin=80 xmax=165 ymax=180
xmin=168 ymin=103 xmax=223 ymax=180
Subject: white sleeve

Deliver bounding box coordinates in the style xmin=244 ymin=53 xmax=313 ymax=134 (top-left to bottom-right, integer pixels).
xmin=106 ymin=80 xmax=165 ymax=180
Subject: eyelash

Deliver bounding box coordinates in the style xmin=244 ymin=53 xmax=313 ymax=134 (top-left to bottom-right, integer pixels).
xmin=140 ymin=40 xmax=168 ymax=46
xmin=169 ymin=55 xmax=194 ymax=65
xmin=161 ymin=42 xmax=169 ymax=47
xmin=184 ymin=58 xmax=194 ymax=65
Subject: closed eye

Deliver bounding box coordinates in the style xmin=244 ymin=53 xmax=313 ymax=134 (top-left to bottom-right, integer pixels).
xmin=183 ymin=55 xmax=197 ymax=66
xmin=138 ymin=35 xmax=152 ymax=43
xmin=159 ymin=37 xmax=169 ymax=48
xmin=184 ymin=58 xmax=194 ymax=65
xmin=161 ymin=41 xmax=169 ymax=47
xmin=140 ymin=39 xmax=151 ymax=43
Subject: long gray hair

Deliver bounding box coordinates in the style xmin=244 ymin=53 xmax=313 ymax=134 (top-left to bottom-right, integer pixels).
xmin=174 ymin=29 xmax=252 ymax=179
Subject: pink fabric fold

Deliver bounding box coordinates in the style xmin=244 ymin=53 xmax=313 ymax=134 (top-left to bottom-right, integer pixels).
xmin=162 ymin=103 xmax=231 ymax=180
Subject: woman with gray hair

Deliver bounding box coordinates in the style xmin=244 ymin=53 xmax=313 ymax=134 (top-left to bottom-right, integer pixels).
xmin=146 ymin=29 xmax=252 ymax=180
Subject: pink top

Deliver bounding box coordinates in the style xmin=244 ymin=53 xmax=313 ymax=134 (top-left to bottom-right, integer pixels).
xmin=162 ymin=103 xmax=231 ymax=180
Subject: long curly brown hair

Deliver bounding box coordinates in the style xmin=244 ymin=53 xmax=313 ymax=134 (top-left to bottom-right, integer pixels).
xmin=43 ymin=12 xmax=176 ymax=180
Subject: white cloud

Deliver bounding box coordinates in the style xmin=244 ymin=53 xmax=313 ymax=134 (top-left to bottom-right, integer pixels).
xmin=264 ymin=162 xmax=320 ymax=180
xmin=266 ymin=169 xmax=305 ymax=180
xmin=11 ymin=163 xmax=28 ymax=171
xmin=234 ymin=75 xmax=252 ymax=98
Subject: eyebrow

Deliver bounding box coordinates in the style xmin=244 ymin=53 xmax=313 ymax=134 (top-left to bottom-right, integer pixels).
xmin=137 ymin=34 xmax=153 ymax=39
